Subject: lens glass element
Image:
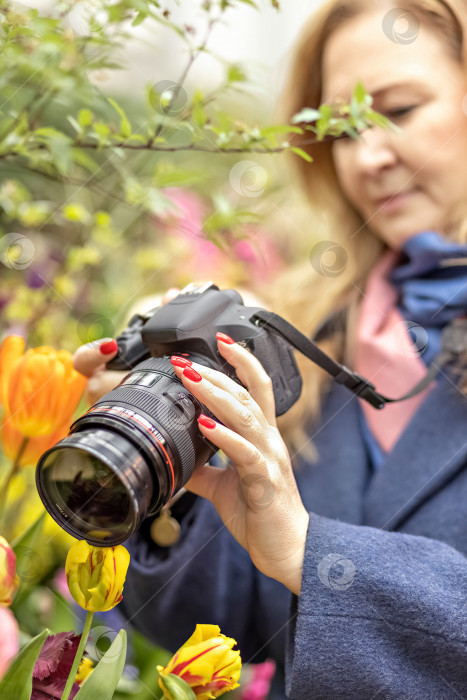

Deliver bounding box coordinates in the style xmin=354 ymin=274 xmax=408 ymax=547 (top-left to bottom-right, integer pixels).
xmin=41 ymin=448 xmax=134 ymax=543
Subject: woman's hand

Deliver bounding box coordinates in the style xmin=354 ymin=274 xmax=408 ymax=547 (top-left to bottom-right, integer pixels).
xmin=172 ymin=333 xmax=310 ymax=596
xmin=72 ymin=288 xmax=181 ymax=403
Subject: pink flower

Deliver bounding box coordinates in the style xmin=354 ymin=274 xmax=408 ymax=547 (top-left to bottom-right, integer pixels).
xmin=156 ymin=188 xmax=284 ymax=287
xmin=0 ymin=607 xmax=19 ymax=679
xmin=233 ymin=227 xmax=284 ymax=284
xmin=53 ymin=567 xmax=73 ymax=602
xmin=240 ymin=659 xmax=276 ymax=700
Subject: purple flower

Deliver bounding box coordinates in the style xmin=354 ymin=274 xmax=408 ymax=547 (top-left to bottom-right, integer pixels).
xmin=31 ymin=632 xmax=82 ymax=699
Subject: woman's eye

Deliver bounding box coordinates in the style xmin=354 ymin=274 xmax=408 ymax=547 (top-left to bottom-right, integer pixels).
xmin=384 ymin=106 xmax=416 ymax=118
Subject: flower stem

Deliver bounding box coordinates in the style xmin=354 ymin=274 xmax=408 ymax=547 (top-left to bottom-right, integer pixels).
xmin=61 ymin=610 xmax=94 ymax=700
xmin=0 ymin=436 xmax=29 ymax=528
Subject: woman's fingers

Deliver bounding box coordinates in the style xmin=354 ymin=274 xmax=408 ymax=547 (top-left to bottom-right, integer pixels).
xmin=175 ymin=335 xmax=276 ymax=426
xmin=86 ymin=370 xmax=127 ymax=404
xmin=191 ymin=418 xmax=270 ymax=488
xmin=73 ymin=339 xmax=118 ymax=378
xmin=73 ymin=339 xmax=126 ymax=403
xmin=172 ymin=363 xmax=265 ymax=441
xmin=215 ymin=335 xmax=277 ymax=425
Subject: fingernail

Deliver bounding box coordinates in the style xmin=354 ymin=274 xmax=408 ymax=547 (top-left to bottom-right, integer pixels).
xmin=100 ymin=339 xmax=118 ymax=355
xmin=216 ymin=332 xmax=235 ymax=345
xmin=183 ymin=366 xmax=202 ymax=382
xmin=171 ymin=356 xmax=192 ymax=368
xmin=198 ymin=414 xmax=216 ymax=429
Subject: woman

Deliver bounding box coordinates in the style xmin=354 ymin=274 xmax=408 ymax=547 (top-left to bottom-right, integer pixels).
xmin=73 ymin=0 xmax=467 ymax=696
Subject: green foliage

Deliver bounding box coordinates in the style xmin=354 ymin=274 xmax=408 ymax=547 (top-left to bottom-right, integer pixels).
xmin=158 ymin=673 xmax=197 ymax=699
xmin=0 ymin=629 xmax=48 ymax=700
xmin=291 ymin=81 xmax=400 ymax=141
xmin=75 ymin=629 xmax=127 ymax=699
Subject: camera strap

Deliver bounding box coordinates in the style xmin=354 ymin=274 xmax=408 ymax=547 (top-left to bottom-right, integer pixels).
xmin=251 ymin=310 xmax=466 ymax=409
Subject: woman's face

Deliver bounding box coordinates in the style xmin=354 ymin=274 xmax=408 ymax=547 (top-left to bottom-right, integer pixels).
xmin=321 ymin=10 xmax=467 ymax=249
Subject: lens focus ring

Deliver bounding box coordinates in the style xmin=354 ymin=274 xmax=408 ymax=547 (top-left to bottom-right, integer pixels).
xmin=94 ymin=386 xmax=196 ymax=490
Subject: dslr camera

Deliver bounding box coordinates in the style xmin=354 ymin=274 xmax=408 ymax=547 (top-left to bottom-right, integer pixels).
xmin=36 ymin=283 xmax=302 ymax=546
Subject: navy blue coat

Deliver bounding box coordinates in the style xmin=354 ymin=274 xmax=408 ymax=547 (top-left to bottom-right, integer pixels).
xmin=119 ymin=370 xmax=467 ymax=699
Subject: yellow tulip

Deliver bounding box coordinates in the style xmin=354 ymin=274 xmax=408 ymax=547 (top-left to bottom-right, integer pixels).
xmin=0 ymin=335 xmax=86 ymax=437
xmin=157 ymin=624 xmax=241 ymax=700
xmin=1 ymin=416 xmax=71 ymax=467
xmin=0 ymin=536 xmax=18 ymax=606
xmin=65 ymin=540 xmax=130 ymax=612
xmin=75 ymin=657 xmax=94 ymax=684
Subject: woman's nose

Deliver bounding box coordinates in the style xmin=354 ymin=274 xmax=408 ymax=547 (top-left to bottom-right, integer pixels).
xmin=353 ymin=127 xmax=398 ymax=174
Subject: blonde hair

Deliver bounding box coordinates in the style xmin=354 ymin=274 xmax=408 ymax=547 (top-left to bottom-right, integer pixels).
xmin=260 ymin=0 xmax=467 ymax=463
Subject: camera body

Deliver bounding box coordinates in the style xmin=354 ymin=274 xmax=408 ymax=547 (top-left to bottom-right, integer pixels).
xmin=108 ymin=282 xmax=302 ymax=416
xmin=36 ymin=283 xmax=302 ymax=546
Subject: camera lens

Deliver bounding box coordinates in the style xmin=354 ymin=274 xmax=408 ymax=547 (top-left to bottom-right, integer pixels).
xmin=37 ymin=430 xmax=153 ymax=544
xmin=36 ymin=357 xmax=216 ymax=546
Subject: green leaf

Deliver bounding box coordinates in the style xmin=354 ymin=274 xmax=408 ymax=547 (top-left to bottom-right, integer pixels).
xmin=78 ymin=108 xmax=93 ymax=128
xmin=353 ymin=81 xmax=367 ymax=104
xmin=159 ymin=673 xmax=197 ymax=700
xmin=227 ymin=65 xmax=246 ymax=83
xmin=11 ymin=509 xmax=45 ymax=551
xmin=71 ymin=148 xmax=100 ymax=173
xmin=236 ymin=0 xmax=258 ymax=8
xmin=33 ymin=128 xmax=73 ymax=175
xmin=75 ymin=629 xmax=127 ymax=700
xmin=0 ymin=629 xmax=48 ymax=700
xmin=260 ymin=124 xmax=303 ymax=137
xmin=107 ymin=97 xmax=132 ymax=139
xmin=290 ymin=146 xmax=312 ymax=162
xmin=92 ymin=122 xmax=111 ymax=143
xmin=192 ymin=89 xmax=206 ymax=128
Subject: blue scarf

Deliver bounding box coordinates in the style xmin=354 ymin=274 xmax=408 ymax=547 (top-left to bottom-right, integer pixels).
xmin=360 ymin=230 xmax=467 ymax=471
xmin=389 ymin=230 xmax=467 ymax=365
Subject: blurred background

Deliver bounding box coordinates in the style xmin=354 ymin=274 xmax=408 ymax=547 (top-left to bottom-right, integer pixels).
xmin=21 ymin=0 xmax=327 ymax=103
xmin=0 ymin=3 xmax=330 ymax=697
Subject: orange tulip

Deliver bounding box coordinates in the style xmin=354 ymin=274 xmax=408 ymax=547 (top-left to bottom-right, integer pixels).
xmin=1 ymin=417 xmax=71 ymax=467
xmin=0 ymin=336 xmax=86 ymax=438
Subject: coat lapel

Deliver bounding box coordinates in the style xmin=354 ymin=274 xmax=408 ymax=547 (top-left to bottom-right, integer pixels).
xmin=363 ymin=372 xmax=467 ymax=530
xmin=297 ymin=383 xmax=371 ymax=525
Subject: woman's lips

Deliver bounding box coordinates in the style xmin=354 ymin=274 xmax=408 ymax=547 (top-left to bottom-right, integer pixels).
xmin=375 ymin=188 xmax=420 ymax=213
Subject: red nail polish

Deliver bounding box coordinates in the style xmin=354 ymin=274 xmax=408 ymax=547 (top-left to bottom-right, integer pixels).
xmin=183 ymin=366 xmax=202 ymax=382
xmin=216 ymin=332 xmax=235 ymax=345
xmin=100 ymin=339 xmax=118 ymax=355
xmin=198 ymin=414 xmax=216 ymax=429
xmin=171 ymin=356 xmax=192 ymax=368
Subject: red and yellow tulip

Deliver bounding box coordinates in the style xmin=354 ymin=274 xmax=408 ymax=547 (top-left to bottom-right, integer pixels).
xmin=0 ymin=335 xmax=86 ymax=438
xmin=0 ymin=536 xmax=18 ymax=606
xmin=65 ymin=540 xmax=130 ymax=612
xmin=157 ymin=624 xmax=241 ymax=700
